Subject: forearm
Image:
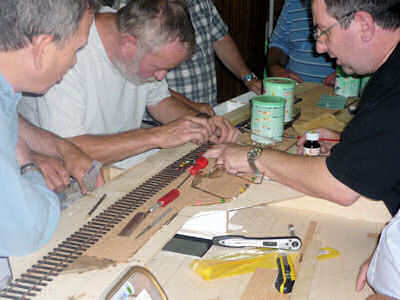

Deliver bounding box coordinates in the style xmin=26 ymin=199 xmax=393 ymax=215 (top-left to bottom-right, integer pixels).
xmin=148 ymin=96 xmax=198 ymax=124
xmin=18 ymin=115 xmax=68 ymax=160
xmin=367 ymin=295 xmax=397 ymax=300
xmin=267 ymin=47 xmax=289 ymax=75
xmin=214 ymin=34 xmax=252 ymax=80
xmin=256 ymin=150 xmax=360 ymax=205
xmin=68 ymin=127 xmax=170 ymax=165
xmin=169 ymin=89 xmax=201 ymax=112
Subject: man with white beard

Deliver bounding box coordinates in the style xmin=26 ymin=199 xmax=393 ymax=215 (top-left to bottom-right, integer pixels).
xmin=18 ymin=0 xmax=240 ymax=176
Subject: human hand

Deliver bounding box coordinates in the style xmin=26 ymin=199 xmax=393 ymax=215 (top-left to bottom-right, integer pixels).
xmin=296 ymin=128 xmax=341 ymax=155
xmin=16 ymin=137 xmax=34 ymax=167
xmin=155 ymin=116 xmax=215 ymax=147
xmin=193 ymin=103 xmax=215 ymax=117
xmin=269 ymin=65 xmax=303 ymax=83
xmin=204 ymin=144 xmax=253 ymax=174
xmin=245 ymin=79 xmax=263 ymax=95
xmin=356 ymin=258 xmax=371 ymax=292
xmin=323 ymin=71 xmax=336 ymax=87
xmin=32 ymin=153 xmax=70 ymax=193
xmin=207 ymin=116 xmax=240 ymax=144
xmin=61 ymin=142 xmax=105 ymax=194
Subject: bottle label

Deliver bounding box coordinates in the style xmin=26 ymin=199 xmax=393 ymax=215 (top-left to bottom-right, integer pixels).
xmin=304 ymin=147 xmax=320 ymax=156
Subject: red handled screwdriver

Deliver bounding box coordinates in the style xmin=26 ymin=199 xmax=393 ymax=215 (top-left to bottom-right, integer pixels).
xmin=148 ymin=157 xmax=209 ymax=213
xmin=177 ymin=156 xmax=208 ymax=188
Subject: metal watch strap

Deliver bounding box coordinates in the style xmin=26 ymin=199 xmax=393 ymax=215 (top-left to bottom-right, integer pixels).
xmin=242 ymin=72 xmax=257 ymax=82
xmin=247 ymin=145 xmax=263 ymax=182
xmin=20 ymin=162 xmax=41 ymax=175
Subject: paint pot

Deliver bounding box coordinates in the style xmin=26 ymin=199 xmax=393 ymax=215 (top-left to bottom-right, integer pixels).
xmin=263 ymin=77 xmax=296 ymax=123
xmin=334 ymin=66 xmax=361 ymax=97
xmin=251 ymin=95 xmax=285 ymax=145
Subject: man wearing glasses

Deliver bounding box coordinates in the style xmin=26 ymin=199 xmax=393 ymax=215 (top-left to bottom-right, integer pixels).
xmin=205 ymin=0 xmax=400 ymax=297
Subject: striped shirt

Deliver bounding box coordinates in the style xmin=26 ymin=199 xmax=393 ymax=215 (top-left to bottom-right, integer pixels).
xmin=269 ymin=0 xmax=335 ymax=82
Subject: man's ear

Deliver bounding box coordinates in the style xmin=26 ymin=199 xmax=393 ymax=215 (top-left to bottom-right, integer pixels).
xmin=31 ymin=34 xmax=54 ymax=70
xmin=354 ymin=11 xmax=375 ymax=43
xmin=120 ymin=33 xmax=137 ymax=56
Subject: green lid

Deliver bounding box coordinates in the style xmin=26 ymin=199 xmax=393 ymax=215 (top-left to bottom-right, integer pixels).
xmin=252 ymin=95 xmax=286 ymax=106
xmin=264 ymin=77 xmax=296 ymax=86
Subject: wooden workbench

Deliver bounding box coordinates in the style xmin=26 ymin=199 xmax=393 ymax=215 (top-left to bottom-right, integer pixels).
xmin=6 ymin=83 xmax=390 ymax=300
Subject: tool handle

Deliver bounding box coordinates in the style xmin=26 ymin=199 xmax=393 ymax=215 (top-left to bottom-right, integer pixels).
xmin=190 ymin=157 xmax=208 ymax=175
xmin=275 ymin=255 xmax=296 ymax=294
xmin=158 ymin=189 xmax=180 ymax=207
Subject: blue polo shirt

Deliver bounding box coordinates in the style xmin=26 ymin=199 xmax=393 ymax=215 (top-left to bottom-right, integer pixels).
xmin=0 ymin=73 xmax=60 ymax=257
xmin=269 ymin=0 xmax=335 ymax=82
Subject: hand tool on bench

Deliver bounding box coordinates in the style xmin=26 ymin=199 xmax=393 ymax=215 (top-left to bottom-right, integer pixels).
xmin=212 ymin=235 xmax=302 ymax=251
xmin=118 ymin=157 xmax=208 ymax=237
xmin=274 ymin=224 xmax=298 ymax=294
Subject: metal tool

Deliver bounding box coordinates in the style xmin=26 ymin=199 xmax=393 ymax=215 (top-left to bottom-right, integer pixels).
xmin=87 ymin=194 xmax=107 ymax=217
xmin=177 ymin=156 xmax=208 ymax=188
xmin=136 ymin=208 xmax=173 ymax=239
xmin=0 ymin=144 xmax=208 ymax=300
xmin=119 ymin=157 xmax=208 ymax=237
xmin=212 ymin=235 xmax=302 ymax=251
xmin=288 ymin=224 xmax=296 ymax=236
xmin=82 ymin=160 xmax=102 ymax=192
xmin=118 ymin=189 xmax=178 ymax=236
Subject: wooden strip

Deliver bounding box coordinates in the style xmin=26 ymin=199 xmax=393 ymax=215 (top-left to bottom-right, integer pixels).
xmin=290 ymin=240 xmax=321 ymax=300
xmin=293 ymin=221 xmax=317 ymax=271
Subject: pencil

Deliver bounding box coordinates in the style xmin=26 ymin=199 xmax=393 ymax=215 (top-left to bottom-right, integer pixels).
xmin=284 ymin=135 xmax=340 ymax=142
xmin=88 ymin=193 xmax=107 ymax=217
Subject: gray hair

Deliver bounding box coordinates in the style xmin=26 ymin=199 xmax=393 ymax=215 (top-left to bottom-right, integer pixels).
xmin=0 ymin=0 xmax=100 ymax=51
xmin=324 ymin=0 xmax=400 ymax=29
xmin=116 ymin=0 xmax=195 ymax=54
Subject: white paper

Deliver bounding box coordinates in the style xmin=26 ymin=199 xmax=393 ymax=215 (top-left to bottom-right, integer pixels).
xmin=178 ymin=210 xmax=242 ymax=239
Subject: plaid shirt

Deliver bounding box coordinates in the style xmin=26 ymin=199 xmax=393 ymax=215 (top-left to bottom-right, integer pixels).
xmin=166 ymin=0 xmax=228 ymax=106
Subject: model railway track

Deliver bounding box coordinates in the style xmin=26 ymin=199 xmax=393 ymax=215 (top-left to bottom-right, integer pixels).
xmin=0 ymin=145 xmax=208 ymax=300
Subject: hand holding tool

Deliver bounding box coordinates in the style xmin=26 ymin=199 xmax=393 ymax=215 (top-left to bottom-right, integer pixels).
xmin=212 ymin=235 xmax=302 ymax=251
xmin=177 ymin=157 xmax=209 ymax=188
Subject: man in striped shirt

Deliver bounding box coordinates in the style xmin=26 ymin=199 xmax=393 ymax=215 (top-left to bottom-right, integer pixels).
xmin=268 ymin=0 xmax=336 ymax=85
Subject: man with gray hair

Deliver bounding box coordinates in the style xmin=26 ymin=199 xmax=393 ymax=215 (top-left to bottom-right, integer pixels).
xmin=18 ymin=0 xmax=240 ymax=171
xmin=0 ymin=0 xmax=102 ymax=259
xmin=204 ymin=0 xmax=400 ymax=297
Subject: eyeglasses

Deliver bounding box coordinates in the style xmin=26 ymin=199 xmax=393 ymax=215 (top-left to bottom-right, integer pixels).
xmin=313 ymin=11 xmax=355 ymax=41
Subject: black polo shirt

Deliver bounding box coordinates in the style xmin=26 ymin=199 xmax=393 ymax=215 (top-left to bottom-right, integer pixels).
xmin=326 ymin=43 xmax=400 ymax=216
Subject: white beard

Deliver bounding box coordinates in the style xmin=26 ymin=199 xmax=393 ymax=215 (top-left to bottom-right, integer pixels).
xmin=111 ymin=57 xmax=157 ymax=86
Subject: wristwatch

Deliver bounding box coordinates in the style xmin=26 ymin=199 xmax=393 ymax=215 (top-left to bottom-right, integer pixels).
xmin=242 ymin=72 xmax=258 ymax=83
xmin=247 ymin=145 xmax=264 ymax=183
xmin=20 ymin=162 xmax=41 ymax=175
